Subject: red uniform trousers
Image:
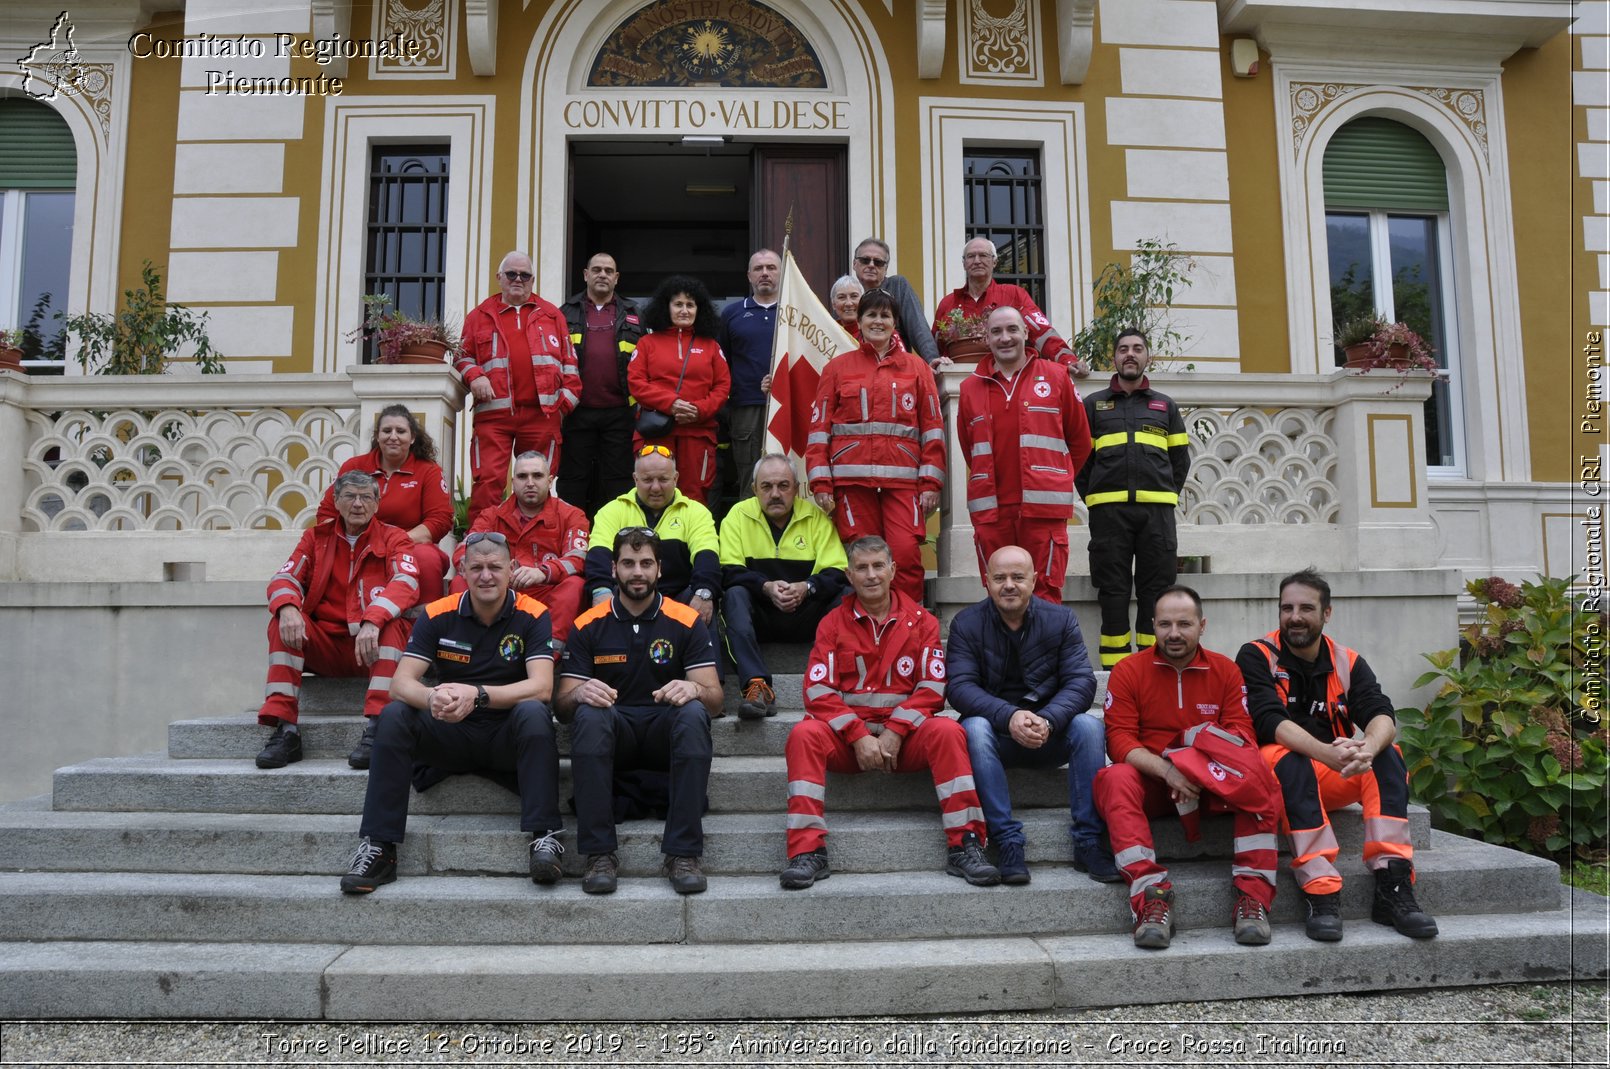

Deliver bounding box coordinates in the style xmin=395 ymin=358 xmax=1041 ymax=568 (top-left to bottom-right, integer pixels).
xmin=1094 ymin=762 xmax=1279 ymax=920
xmin=468 ymin=409 xmax=561 ymax=520
xmin=632 ymin=429 xmax=717 ymax=505
xmin=258 ymin=617 xmax=410 ymax=725
xmin=1261 ymin=742 xmax=1414 ymax=894
xmin=829 ymin=484 xmax=925 ymax=604
xmin=971 ymin=514 xmax=1070 ymax=604
xmin=784 ymin=716 xmax=985 ymax=857
xmin=409 ymin=542 xmax=449 ymax=605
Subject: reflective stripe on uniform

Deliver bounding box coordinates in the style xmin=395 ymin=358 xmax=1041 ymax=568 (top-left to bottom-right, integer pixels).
xmin=831 ymin=421 xmax=918 ymax=439
xmin=967 ymin=496 xmax=999 ymax=513
xmin=788 ymin=780 xmax=826 ymax=800
xmin=941 ymin=806 xmax=985 ymax=829
xmin=970 ymin=441 xmax=992 ymax=457
xmin=786 ymin=813 xmax=828 ymax=830
xmin=1084 ymin=490 xmax=1129 ymax=506
xmin=831 ymin=464 xmax=920 ymax=480
xmin=933 ymin=775 xmax=975 ymax=801
xmin=478 ymin=397 xmax=513 ymax=413
xmin=1091 ymin=431 xmax=1128 ymax=451
xmin=1021 ymin=489 xmax=1075 ymax=506
xmin=1134 ymin=490 xmax=1179 ymax=505
xmin=1020 ymin=434 xmax=1070 ymax=453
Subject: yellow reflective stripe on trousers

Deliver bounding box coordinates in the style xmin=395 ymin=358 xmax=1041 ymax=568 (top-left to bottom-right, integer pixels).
xmin=1083 ymin=490 xmax=1129 ymax=506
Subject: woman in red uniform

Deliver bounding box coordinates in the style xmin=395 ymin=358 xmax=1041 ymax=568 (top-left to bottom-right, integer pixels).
xmin=804 ymin=289 xmax=945 ymax=604
xmin=627 ymin=275 xmax=731 ymax=504
xmin=318 ymin=405 xmax=453 ymax=601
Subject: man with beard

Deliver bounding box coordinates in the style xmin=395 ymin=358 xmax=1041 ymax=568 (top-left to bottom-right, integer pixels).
xmin=1238 ymin=569 xmax=1438 ymax=942
xmin=560 ymin=252 xmax=642 ymax=515
xmin=1075 ymin=329 xmax=1191 ymax=669
xmin=559 ymin=528 xmax=722 ymax=895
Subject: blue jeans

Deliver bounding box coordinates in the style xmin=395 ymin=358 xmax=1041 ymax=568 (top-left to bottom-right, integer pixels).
xmin=962 ymin=711 xmax=1107 ymax=847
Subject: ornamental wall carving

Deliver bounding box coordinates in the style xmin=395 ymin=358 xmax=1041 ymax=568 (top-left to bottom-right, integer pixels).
xmin=1290 ymin=80 xmax=1489 ymax=161
xmin=960 ymin=0 xmax=1042 ymax=85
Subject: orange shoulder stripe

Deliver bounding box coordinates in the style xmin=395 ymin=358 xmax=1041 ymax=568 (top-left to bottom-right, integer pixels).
xmin=659 ymin=598 xmax=701 ymax=627
xmin=573 ymin=600 xmax=614 ymax=630
xmin=424 ymin=593 xmax=462 ymax=619
xmin=513 ymin=592 xmax=549 ymax=619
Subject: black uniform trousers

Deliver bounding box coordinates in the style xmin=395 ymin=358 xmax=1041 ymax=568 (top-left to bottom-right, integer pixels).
xmin=359 ymin=699 xmax=561 ymax=844
xmin=570 ymin=701 xmax=712 ymax=857
xmin=558 ymin=405 xmax=635 ymax=517
xmin=1087 ymin=502 xmax=1177 ymax=667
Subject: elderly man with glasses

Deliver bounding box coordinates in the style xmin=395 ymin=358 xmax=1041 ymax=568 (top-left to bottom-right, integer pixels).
xmin=850 ymin=237 xmax=942 ymax=367
xmin=256 ymin=471 xmax=422 ymax=770
xmin=455 ymin=250 xmax=583 ymax=521
xmin=585 ymin=444 xmax=721 ymax=628
xmin=932 ymin=236 xmax=1088 ymax=376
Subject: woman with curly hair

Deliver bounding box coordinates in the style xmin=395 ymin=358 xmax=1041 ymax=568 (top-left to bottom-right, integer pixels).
xmin=627 ymin=275 xmax=731 ymax=504
xmin=317 ymin=404 xmax=452 ymax=601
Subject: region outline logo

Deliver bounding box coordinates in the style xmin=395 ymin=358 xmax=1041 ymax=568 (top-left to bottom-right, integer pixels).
xmin=18 ymin=11 xmax=85 ymax=102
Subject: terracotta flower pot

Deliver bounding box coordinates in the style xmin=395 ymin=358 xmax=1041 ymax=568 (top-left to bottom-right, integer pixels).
xmin=1342 ymin=342 xmax=1376 ymax=369
xmin=1385 ymin=341 xmax=1412 ymax=368
xmin=945 ymin=337 xmax=991 ymax=364
xmin=396 ymin=340 xmax=450 ymax=365
xmin=0 ymin=346 xmax=25 ymax=373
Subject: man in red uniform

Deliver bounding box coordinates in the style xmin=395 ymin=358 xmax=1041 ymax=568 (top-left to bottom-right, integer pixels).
xmin=1239 ymin=569 xmax=1437 ymax=941
xmin=957 ymin=307 xmax=1092 ymax=604
xmin=1094 ymin=586 xmax=1282 ymax=949
xmin=932 ymin=237 xmax=1088 ymax=375
xmin=257 ymin=471 xmax=421 ymax=770
xmin=456 ymin=250 xmax=582 ymax=521
xmin=779 ymin=536 xmax=999 ymax=889
xmin=453 ymin=451 xmax=589 ymax=645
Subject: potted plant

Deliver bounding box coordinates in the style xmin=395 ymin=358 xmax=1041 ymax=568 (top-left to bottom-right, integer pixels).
xmin=348 ymin=294 xmax=458 ymax=365
xmin=934 ymin=307 xmax=990 ymax=362
xmin=57 ymin=261 xmax=223 ymax=374
xmin=1335 ymin=313 xmax=1384 ymax=366
xmin=0 ymin=328 xmax=25 ymax=372
xmin=1072 ymin=238 xmax=1196 ymax=371
xmin=1337 ymin=316 xmax=1439 ymax=379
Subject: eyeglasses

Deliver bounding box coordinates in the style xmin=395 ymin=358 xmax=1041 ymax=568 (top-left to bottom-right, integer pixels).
xmin=963 ymin=252 xmax=997 ymax=262
xmin=463 ymin=531 xmax=509 ymax=547
xmin=637 ymin=444 xmax=673 ymax=458
xmin=501 ymin=271 xmax=534 ymax=282
xmin=854 ymin=256 xmax=888 ymax=268
xmin=618 ymin=526 xmax=658 ymax=539
xmin=335 ymin=492 xmax=378 ymax=504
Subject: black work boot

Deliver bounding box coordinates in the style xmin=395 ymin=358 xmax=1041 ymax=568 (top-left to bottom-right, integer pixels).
xmin=944 ymin=832 xmax=1001 ymax=886
xmin=1371 ymin=859 xmax=1438 ymax=938
xmin=1303 ymin=890 xmax=1344 ymax=941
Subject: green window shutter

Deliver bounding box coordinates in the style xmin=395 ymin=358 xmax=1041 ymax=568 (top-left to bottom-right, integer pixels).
xmin=1323 ymin=117 xmax=1448 ymax=212
xmin=0 ymin=98 xmax=77 ymax=189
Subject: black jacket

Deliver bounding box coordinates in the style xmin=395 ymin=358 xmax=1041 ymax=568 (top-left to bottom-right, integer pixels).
xmin=1074 ymin=376 xmax=1191 ymax=506
xmin=560 ymin=291 xmax=644 ymax=398
xmin=1237 ymin=633 xmax=1396 ymax=746
xmin=946 ymin=596 xmax=1096 ymax=733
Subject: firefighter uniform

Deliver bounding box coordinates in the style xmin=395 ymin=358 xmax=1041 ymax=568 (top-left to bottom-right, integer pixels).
xmin=957 ymin=351 xmax=1092 ymax=603
xmin=804 ymin=339 xmax=945 ymax=604
xmin=456 ymin=294 xmax=582 ymax=520
xmin=786 ymin=592 xmax=985 ymax=857
xmin=560 ymin=291 xmax=643 ymax=516
xmin=1075 ymin=376 xmax=1191 ymax=666
xmin=1094 ymin=645 xmax=1281 ymax=919
xmin=259 ymin=519 xmax=420 ymax=725
xmin=1238 ymin=631 xmax=1413 ymax=894
xmin=452 ymin=493 xmax=590 ymax=642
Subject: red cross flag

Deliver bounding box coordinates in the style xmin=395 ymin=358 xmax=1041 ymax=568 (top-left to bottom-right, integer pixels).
xmin=765 ymin=251 xmax=856 ymax=462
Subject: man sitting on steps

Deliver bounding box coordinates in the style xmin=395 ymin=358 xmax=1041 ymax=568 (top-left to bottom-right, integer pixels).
xmin=340 ymin=531 xmax=564 ymax=894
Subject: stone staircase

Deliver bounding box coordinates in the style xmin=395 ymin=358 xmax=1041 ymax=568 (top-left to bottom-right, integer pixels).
xmin=1 ymin=653 xmax=1604 ymax=1020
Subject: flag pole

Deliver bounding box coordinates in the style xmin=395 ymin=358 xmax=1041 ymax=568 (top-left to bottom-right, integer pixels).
xmin=782 ymin=203 xmax=794 ymax=258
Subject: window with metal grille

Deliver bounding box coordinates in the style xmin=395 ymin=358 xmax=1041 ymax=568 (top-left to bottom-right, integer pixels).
xmin=962 ymin=148 xmax=1045 ymax=306
xmin=363 ymin=145 xmax=449 ymax=362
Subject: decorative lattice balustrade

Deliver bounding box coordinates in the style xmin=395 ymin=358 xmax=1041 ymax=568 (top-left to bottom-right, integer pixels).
xmin=1177 ymin=403 xmax=1339 ymax=526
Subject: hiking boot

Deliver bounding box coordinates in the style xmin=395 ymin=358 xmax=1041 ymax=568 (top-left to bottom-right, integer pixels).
xmin=1372 ymin=859 xmax=1438 ymax=938
xmin=528 ymin=832 xmax=564 ymax=885
xmin=739 ymin=678 xmax=776 ymax=720
xmin=255 ymin=722 xmax=302 ymax=769
xmin=339 ymin=837 xmax=396 ymax=894
xmin=945 ymin=832 xmax=1001 ymax=886
xmin=1232 ymin=892 xmax=1272 ymax=946
xmin=346 ymin=717 xmax=377 ymax=770
xmin=664 ymin=854 xmax=707 ymax=895
xmin=779 ymin=849 xmax=830 ymax=889
xmin=1073 ymin=837 xmax=1123 ymax=883
xmin=1133 ymin=886 xmax=1174 ymax=949
xmin=581 ymin=853 xmax=618 ymax=895
xmin=1303 ymin=890 xmax=1344 ymax=942
xmin=997 ymin=841 xmax=1030 ymax=885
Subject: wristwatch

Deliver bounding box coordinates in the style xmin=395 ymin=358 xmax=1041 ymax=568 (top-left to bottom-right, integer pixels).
xmin=694 ymin=588 xmax=713 ymax=601
xmin=474 ymin=685 xmax=489 ymax=710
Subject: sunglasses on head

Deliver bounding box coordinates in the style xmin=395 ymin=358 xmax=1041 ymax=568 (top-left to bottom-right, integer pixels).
xmin=618 ymin=526 xmax=658 ymax=540
xmin=637 ymin=444 xmax=672 ymax=458
xmin=463 ymin=531 xmax=509 ymax=547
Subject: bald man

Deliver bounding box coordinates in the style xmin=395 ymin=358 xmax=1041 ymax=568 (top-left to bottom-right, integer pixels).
xmin=946 ymin=546 xmax=1117 ymax=885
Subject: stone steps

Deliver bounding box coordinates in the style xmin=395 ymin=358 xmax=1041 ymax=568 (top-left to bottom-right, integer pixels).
xmin=1 ymin=889 xmax=1601 ymax=1020
xmin=0 ymin=832 xmax=1559 ymax=950
xmin=0 ymin=801 xmax=1433 ymax=877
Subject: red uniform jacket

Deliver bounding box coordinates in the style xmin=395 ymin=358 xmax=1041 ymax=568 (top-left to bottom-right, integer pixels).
xmin=453 ymin=493 xmax=590 ymax=585
xmin=932 ymin=281 xmax=1074 ymax=365
xmin=804 ymin=340 xmax=945 ymax=494
xmin=1102 ymin=644 xmax=1255 ymax=766
xmin=802 ymin=591 xmax=948 ymax=744
xmin=268 ymin=520 xmax=421 ymax=633
xmin=626 ymin=329 xmax=731 ymax=440
xmin=314 ymin=450 xmax=453 ymax=542
xmin=455 ymin=295 xmax=581 ymax=418
xmin=957 ymin=352 xmax=1091 ymax=524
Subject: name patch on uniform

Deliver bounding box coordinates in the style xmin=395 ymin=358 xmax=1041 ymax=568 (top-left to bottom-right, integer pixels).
xmin=594 ymin=653 xmax=628 ymax=664
xmin=1142 ymin=424 xmax=1167 ymax=438
xmin=1148 ymin=400 xmax=1168 ymax=411
xmin=1095 ymin=400 xmax=1115 ymax=411
xmin=438 ymin=651 xmax=471 ymax=664
xmin=439 ymin=638 xmax=472 ymax=651
xmin=1196 ymin=704 xmax=1220 ymax=718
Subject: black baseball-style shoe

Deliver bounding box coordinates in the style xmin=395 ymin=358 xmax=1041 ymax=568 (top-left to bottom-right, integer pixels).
xmin=347 ymin=718 xmax=377 ymax=769
xmin=339 ymin=837 xmax=397 ymax=894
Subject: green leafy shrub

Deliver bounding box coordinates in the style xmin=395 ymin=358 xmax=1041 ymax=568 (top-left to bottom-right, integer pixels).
xmin=1071 ymin=238 xmax=1196 ymax=371
xmin=1398 ymin=575 xmax=1607 ymax=858
xmin=59 ymin=261 xmax=223 ymax=374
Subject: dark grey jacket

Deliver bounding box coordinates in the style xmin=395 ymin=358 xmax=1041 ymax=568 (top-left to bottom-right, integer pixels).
xmin=946 ymin=596 xmax=1097 ymax=732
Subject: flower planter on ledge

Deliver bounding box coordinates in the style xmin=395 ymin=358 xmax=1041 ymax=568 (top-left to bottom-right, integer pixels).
xmin=396 ymin=341 xmax=451 ymax=365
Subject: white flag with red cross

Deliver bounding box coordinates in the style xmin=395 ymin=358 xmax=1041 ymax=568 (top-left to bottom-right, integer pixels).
xmin=764 ymin=250 xmax=856 ymax=463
